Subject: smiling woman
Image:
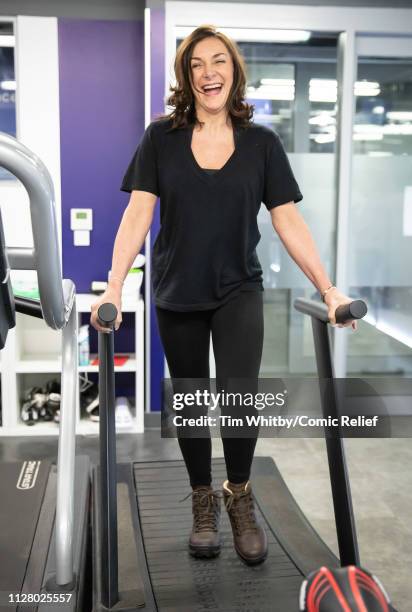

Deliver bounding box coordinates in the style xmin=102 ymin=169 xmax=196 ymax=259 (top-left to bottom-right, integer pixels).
xmin=190 ymin=43 xmax=233 ymax=107
xmin=165 ymin=24 xmax=253 ymax=129
xmin=91 ymin=22 xmax=356 ymax=571
xmin=112 ymin=24 xmax=305 ymax=566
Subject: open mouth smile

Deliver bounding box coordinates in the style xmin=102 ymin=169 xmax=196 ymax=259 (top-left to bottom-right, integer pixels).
xmin=201 ymin=83 xmax=223 ymax=96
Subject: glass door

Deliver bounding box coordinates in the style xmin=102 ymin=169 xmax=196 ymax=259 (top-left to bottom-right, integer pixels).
xmin=238 ymin=33 xmax=340 ymax=376
xmin=347 ymin=35 xmax=412 ymax=376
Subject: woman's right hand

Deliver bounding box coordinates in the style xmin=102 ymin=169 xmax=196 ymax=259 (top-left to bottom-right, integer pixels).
xmin=90 ymin=286 xmax=123 ymax=333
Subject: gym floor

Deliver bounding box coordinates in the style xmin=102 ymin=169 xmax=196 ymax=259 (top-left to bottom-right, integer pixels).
xmin=1 ymin=431 xmax=410 ymax=611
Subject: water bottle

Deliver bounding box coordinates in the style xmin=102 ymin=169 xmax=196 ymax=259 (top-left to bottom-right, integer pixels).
xmin=78 ymin=324 xmax=90 ymax=366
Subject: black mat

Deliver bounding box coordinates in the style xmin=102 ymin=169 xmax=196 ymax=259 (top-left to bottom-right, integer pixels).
xmin=132 ymin=457 xmax=338 ymax=612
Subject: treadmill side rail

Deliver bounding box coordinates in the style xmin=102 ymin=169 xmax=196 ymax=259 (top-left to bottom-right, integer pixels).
xmin=0 ymin=132 xmax=80 ymax=589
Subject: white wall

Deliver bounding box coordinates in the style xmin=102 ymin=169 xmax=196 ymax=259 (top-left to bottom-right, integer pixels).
xmin=1 ymin=16 xmax=61 ymax=265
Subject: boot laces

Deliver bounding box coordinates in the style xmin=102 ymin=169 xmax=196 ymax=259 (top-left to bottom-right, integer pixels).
xmin=225 ymin=488 xmax=258 ymax=535
xmin=180 ymin=488 xmax=222 ymax=533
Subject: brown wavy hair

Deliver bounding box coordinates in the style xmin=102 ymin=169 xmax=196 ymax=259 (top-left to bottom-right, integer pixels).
xmin=160 ymin=25 xmax=254 ymax=129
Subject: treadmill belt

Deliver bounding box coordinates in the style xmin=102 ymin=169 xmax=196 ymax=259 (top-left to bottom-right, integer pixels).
xmin=133 ymin=458 xmax=317 ymax=612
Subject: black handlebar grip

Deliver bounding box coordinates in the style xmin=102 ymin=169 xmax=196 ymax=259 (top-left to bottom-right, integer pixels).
xmin=335 ymin=300 xmax=367 ymax=325
xmin=97 ymin=303 xmax=118 ymax=329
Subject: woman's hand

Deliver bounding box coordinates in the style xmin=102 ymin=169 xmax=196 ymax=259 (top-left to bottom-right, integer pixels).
xmin=90 ymin=286 xmax=123 ymax=333
xmin=324 ymin=288 xmax=358 ymax=331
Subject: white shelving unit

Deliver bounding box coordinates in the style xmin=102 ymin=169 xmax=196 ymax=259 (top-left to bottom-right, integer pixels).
xmin=0 ymin=293 xmax=145 ymax=436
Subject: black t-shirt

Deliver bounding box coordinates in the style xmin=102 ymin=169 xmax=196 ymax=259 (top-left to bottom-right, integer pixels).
xmin=121 ymin=118 xmax=303 ymax=311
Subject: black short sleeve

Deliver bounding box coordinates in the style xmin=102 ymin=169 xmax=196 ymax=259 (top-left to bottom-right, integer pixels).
xmin=120 ymin=123 xmax=159 ymax=196
xmin=263 ymin=132 xmax=303 ymax=211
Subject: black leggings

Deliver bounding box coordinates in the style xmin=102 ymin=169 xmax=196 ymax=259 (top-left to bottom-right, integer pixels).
xmin=155 ymin=290 xmax=264 ymax=487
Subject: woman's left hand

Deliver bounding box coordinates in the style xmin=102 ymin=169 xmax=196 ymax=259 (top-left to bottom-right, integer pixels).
xmin=324 ymin=288 xmax=358 ymax=331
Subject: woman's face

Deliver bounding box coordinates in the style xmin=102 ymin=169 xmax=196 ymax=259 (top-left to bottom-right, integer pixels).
xmin=189 ymin=37 xmax=234 ymax=116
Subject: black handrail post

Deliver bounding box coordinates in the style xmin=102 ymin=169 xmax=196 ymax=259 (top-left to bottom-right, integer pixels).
xmin=98 ymin=324 xmax=119 ymax=608
xmin=311 ymin=316 xmax=360 ymax=566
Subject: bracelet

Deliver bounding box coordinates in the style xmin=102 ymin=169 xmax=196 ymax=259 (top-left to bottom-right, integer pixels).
xmin=321 ymin=284 xmax=336 ymax=302
xmin=109 ymin=273 xmax=124 ymax=286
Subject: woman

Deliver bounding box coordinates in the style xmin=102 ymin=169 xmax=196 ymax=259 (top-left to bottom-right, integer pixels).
xmin=90 ymin=25 xmax=357 ymax=566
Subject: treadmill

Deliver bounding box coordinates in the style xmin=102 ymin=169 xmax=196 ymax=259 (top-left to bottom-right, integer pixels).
xmin=92 ymin=294 xmax=368 ymax=612
xmin=0 ymin=133 xmax=90 ymax=612
xmin=0 ymin=134 xmax=389 ymax=612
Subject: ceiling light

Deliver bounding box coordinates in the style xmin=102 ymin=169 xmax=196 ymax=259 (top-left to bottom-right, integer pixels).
xmin=386 ymin=111 xmax=412 ymax=121
xmin=309 ymin=112 xmax=336 ymax=127
xmin=313 ymin=134 xmax=335 ymax=144
xmin=0 ymin=80 xmax=16 ymax=91
xmin=0 ymin=35 xmax=15 ymax=48
xmin=178 ymin=27 xmax=311 ymax=43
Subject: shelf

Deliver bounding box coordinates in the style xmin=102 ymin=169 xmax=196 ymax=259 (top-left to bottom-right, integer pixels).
xmin=0 ymin=418 xmax=141 ymax=437
xmin=17 ymin=354 xmax=61 ymax=373
xmin=16 ymin=353 xmax=136 ymax=374
xmin=80 ymin=354 xmax=137 ymax=373
xmin=76 ymin=419 xmax=140 ymax=436
xmin=1 ymin=292 xmax=145 ymax=437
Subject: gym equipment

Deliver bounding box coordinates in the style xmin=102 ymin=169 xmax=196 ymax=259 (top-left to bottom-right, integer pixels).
xmin=20 ymin=380 xmax=61 ymax=426
xmin=0 ymin=133 xmax=89 ymax=611
xmin=0 ymin=131 xmax=397 ymax=611
xmin=0 ymin=209 xmax=15 ymax=348
xmin=20 ymin=386 xmax=45 ymax=425
xmin=300 ymin=565 xmax=396 ymax=612
xmin=91 ymin=297 xmax=395 ymax=612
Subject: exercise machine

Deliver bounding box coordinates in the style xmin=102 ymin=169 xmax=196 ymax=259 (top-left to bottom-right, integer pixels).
xmin=0 ymin=132 xmax=395 ymax=611
xmin=0 ymin=133 xmax=89 ymax=611
xmin=91 ymin=298 xmax=396 ymax=612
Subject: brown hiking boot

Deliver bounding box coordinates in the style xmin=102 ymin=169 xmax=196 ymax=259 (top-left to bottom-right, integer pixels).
xmin=223 ymin=480 xmax=268 ymax=565
xmin=180 ymin=486 xmax=221 ymax=558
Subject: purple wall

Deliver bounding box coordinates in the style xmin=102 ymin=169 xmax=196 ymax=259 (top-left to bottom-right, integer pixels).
xmin=58 ymin=19 xmax=144 ymax=291
xmin=150 ymin=9 xmax=166 ymax=412
xmin=58 ymin=18 xmax=145 ymax=404
xmin=58 ymin=16 xmax=167 ymax=411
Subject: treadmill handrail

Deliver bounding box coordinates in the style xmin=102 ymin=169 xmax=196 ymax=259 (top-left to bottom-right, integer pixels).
xmin=294 ymin=297 xmax=367 ymax=325
xmin=293 ymin=295 xmax=361 ymax=566
xmin=0 ymin=133 xmax=77 ymax=587
xmin=0 ymin=132 xmax=71 ymax=329
xmin=294 ymin=297 xmax=329 ymax=322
